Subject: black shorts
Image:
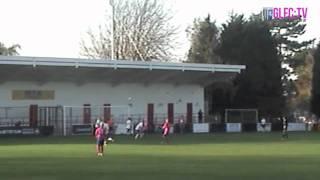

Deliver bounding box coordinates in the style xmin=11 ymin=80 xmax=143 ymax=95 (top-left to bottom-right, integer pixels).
xmin=135 ymin=130 xmax=142 ymax=135
xmin=97 ymin=139 xmax=104 ymax=146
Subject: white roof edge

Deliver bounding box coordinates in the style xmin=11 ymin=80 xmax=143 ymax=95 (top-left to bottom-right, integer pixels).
xmin=0 ymin=55 xmax=246 ymax=73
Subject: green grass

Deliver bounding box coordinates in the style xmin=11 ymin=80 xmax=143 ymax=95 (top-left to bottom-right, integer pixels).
xmin=1 ymin=132 xmax=320 ymax=180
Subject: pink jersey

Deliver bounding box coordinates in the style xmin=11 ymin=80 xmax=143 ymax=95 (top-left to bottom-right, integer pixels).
xmin=162 ymin=122 xmax=170 ymax=135
xmin=95 ymin=127 xmax=105 ymax=140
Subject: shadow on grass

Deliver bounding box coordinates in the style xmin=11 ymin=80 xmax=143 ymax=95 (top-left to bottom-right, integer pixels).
xmin=0 ymin=153 xmax=319 ymax=180
xmin=0 ymin=132 xmax=319 ymax=146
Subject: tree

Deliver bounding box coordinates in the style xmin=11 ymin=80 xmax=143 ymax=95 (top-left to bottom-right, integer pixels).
xmin=268 ymin=17 xmax=315 ymax=99
xmin=217 ymin=14 xmax=284 ymax=117
xmin=0 ymin=42 xmax=20 ymax=56
xmin=287 ymin=50 xmax=313 ymax=113
xmin=187 ymin=15 xmax=220 ymax=64
xmin=81 ymin=0 xmax=177 ymax=61
xmin=269 ymin=17 xmax=314 ymax=62
xmin=217 ymin=14 xmax=247 ymax=65
xmin=311 ymin=42 xmax=320 ymax=117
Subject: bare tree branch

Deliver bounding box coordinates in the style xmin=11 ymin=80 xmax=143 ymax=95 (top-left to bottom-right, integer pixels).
xmin=80 ymin=0 xmax=178 ymax=61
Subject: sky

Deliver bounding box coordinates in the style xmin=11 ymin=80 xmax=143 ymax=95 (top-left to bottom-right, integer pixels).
xmin=0 ymin=0 xmax=319 ymax=60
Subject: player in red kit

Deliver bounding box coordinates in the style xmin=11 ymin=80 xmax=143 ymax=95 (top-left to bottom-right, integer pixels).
xmin=162 ymin=118 xmax=170 ymax=144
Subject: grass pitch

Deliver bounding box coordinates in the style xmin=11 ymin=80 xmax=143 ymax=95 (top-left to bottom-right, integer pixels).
xmin=0 ymin=132 xmax=320 ymax=180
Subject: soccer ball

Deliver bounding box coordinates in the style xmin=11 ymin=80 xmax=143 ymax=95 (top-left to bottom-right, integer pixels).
xmin=108 ymin=137 xmax=114 ymax=142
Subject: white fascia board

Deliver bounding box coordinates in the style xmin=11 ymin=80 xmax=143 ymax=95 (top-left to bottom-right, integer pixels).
xmin=0 ymin=55 xmax=245 ymax=73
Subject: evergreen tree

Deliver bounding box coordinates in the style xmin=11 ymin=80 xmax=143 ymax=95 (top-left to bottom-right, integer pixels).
xmin=287 ymin=50 xmax=313 ymax=113
xmin=187 ymin=15 xmax=220 ymax=63
xmin=311 ymin=42 xmax=320 ymax=117
xmin=269 ymin=17 xmax=314 ymax=63
xmin=217 ymin=14 xmax=284 ymax=117
xmin=268 ymin=17 xmax=315 ymax=101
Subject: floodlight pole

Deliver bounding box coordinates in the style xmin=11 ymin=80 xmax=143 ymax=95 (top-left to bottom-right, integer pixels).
xmin=63 ymin=106 xmax=67 ymax=136
xmin=109 ymin=0 xmax=114 ymax=60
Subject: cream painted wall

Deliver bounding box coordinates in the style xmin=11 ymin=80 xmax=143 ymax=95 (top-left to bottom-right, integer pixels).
xmin=0 ymin=81 xmax=204 ymax=122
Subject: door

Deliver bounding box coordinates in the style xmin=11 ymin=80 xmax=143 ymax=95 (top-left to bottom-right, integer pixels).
xmin=29 ymin=104 xmax=38 ymax=127
xmin=168 ymin=103 xmax=174 ymax=124
xmin=147 ymin=103 xmax=154 ymax=130
xmin=83 ymin=104 xmax=91 ymax=124
xmin=187 ymin=103 xmax=193 ymax=124
xmin=104 ymin=104 xmax=111 ymax=122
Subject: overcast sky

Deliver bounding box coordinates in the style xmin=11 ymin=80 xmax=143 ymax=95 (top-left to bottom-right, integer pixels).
xmin=0 ymin=0 xmax=318 ymax=60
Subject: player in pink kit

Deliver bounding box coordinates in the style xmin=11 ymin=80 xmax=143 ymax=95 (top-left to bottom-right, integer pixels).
xmin=162 ymin=118 xmax=170 ymax=144
xmin=95 ymin=122 xmax=105 ymax=156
